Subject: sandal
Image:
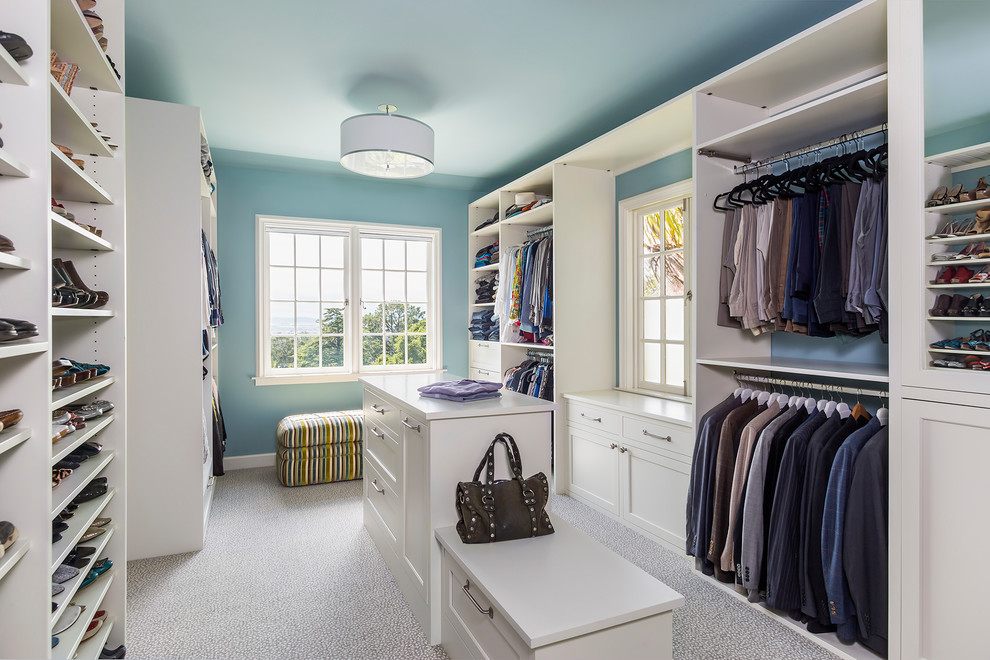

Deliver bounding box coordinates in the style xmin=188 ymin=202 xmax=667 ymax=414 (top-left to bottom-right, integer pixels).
xmin=962 ymin=177 xmax=990 ymax=203
xmin=953 ymin=218 xmax=976 ymax=235
xmin=930 ymin=336 xmax=963 ymax=349
xmin=926 ymin=185 xmax=948 ymax=207
xmin=970 ymin=265 xmax=990 ymax=282
xmin=946 ymin=183 xmax=965 ymax=204
xmin=961 ymin=329 xmax=987 ymax=349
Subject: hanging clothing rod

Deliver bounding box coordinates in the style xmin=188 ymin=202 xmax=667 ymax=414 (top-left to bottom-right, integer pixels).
xmin=732 ymin=123 xmax=888 ymax=176
xmin=697 ymin=148 xmax=752 ymax=164
xmin=526 ymin=226 xmax=553 ymax=240
xmin=526 ymin=349 xmax=554 ymax=362
xmin=732 ymin=371 xmax=887 ymax=400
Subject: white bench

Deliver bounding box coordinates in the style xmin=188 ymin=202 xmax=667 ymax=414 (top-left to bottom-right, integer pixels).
xmin=435 ymin=519 xmax=684 ymax=660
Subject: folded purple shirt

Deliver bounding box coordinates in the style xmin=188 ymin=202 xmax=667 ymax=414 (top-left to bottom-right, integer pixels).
xmin=417 ymin=379 xmax=502 ymax=401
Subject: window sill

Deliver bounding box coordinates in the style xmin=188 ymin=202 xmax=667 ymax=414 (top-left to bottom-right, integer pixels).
xmin=612 ymin=387 xmax=692 ymax=405
xmin=253 ymin=368 xmax=443 ymax=387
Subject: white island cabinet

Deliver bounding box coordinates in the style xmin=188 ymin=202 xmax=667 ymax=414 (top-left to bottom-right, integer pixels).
xmin=359 ymin=374 xmax=556 ymax=644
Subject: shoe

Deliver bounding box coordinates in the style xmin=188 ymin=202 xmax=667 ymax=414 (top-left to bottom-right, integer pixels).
xmin=53 ymin=603 xmax=84 ymax=635
xmin=100 ymin=644 xmax=126 ymax=659
xmin=950 ymin=243 xmax=982 ymax=260
xmin=926 ymin=185 xmax=948 ymax=207
xmin=927 ymin=220 xmax=956 ymax=239
xmin=89 ymin=399 xmax=114 ymax=412
xmin=81 ymin=618 xmax=102 ymax=641
xmin=0 ymin=31 xmax=32 ymax=62
xmin=933 ymin=266 xmax=956 ymax=284
xmin=52 ymin=583 xmax=65 ymax=596
xmin=952 ymin=218 xmax=976 ymax=236
xmin=946 ymin=183 xmax=965 ymax=204
xmin=962 ymin=295 xmax=985 ymax=316
xmin=72 ymin=482 xmax=107 ymax=504
xmin=92 ymin=609 xmax=106 ymax=624
xmin=52 ymin=259 xmax=109 ymax=308
xmin=0 ymin=521 xmax=17 ymax=549
xmin=0 ymin=233 xmax=14 ymax=253
xmin=52 ymin=468 xmax=73 ymax=487
xmin=52 ymin=521 xmax=68 ymax=534
xmin=970 ymin=265 xmax=990 ymax=283
xmin=946 ymin=294 xmax=969 ymax=316
xmin=0 ymin=318 xmax=37 ymax=342
xmin=930 ymin=335 xmax=963 ymax=349
xmin=52 ymin=564 xmax=79 ymax=584
xmin=79 ymin=525 xmax=107 ymax=542
xmin=929 ymin=293 xmax=952 ymax=316
xmin=75 ymin=0 xmax=97 ymax=8
xmin=52 ymin=637 xmax=58 ymax=649
xmin=0 ymin=409 xmax=22 ymax=428
xmin=974 ymin=208 xmax=990 ymax=236
xmin=91 ymin=517 xmax=110 ymax=528
xmin=71 ymin=545 xmax=96 ymax=558
xmin=951 ymin=266 xmax=976 ymax=283
xmin=82 ymin=10 xmax=102 ymax=28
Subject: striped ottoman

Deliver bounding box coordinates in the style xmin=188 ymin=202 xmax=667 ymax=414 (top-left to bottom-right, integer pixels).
xmin=276 ymin=410 xmax=364 ymax=487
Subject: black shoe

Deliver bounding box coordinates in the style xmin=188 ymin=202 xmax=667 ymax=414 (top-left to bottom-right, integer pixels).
xmin=0 ymin=31 xmax=32 ymax=62
xmin=100 ymin=644 xmax=125 ymax=659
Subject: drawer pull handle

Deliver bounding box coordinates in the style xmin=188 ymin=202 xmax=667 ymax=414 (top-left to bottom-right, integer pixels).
xmin=370 ymin=404 xmax=386 ymax=414
xmin=581 ymin=413 xmax=602 ymax=423
xmin=371 ymin=479 xmax=385 ymax=494
xmin=462 ymin=580 xmax=493 ymax=619
xmin=618 ymin=446 xmax=628 ymax=453
xmin=370 ymin=427 xmax=385 ymax=438
xmin=642 ymin=429 xmax=672 ymax=442
xmin=609 ymin=443 xmax=618 ymax=450
xmin=402 ymin=417 xmax=421 ymax=432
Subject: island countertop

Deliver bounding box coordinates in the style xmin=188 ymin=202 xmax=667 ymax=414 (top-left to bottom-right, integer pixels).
xmin=359 ymin=373 xmax=558 ymax=421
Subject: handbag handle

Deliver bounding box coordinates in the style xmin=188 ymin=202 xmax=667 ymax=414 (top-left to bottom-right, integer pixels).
xmin=472 ymin=433 xmax=524 ymax=484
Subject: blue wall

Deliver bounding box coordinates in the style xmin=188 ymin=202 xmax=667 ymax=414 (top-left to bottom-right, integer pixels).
xmin=613 ymin=150 xmax=694 ymax=384
xmin=214 ymin=153 xmax=484 ymax=457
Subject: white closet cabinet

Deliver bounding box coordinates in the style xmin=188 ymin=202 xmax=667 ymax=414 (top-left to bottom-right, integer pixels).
xmin=468 ymin=163 xmax=615 ymax=490
xmin=898 ymin=394 xmax=990 ymax=660
xmin=125 ymin=98 xmax=219 ymax=560
xmin=564 ymin=394 xmax=692 ymax=550
xmin=0 ymin=0 xmax=128 ymax=656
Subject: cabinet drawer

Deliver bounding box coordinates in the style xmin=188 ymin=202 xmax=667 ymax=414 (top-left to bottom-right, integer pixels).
xmin=469 ymin=366 xmax=501 ymax=383
xmin=365 ymin=420 xmax=401 ymax=486
xmin=567 ymin=401 xmax=621 ymax=436
xmin=444 ymin=552 xmax=524 ymax=660
xmin=364 ymin=389 xmax=400 ymax=437
xmin=365 ymin=456 xmax=402 ymax=548
xmin=469 ymin=341 xmax=501 ymax=370
xmin=621 ymin=416 xmax=693 ymax=459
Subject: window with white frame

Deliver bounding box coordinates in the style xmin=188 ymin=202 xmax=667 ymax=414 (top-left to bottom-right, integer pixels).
xmin=619 ymin=181 xmax=691 ymax=396
xmin=256 ymin=216 xmax=441 ymax=385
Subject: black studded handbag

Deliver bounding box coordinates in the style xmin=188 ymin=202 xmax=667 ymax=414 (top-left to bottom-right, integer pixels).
xmin=455 ymin=432 xmax=554 ymax=543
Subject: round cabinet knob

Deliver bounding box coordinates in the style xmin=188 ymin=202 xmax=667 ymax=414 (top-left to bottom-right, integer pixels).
xmin=609 ymin=443 xmax=618 ymax=450
xmin=618 ymin=446 xmax=628 ymax=453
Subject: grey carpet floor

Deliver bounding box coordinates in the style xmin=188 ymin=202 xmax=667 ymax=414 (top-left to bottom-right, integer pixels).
xmin=127 ymin=467 xmax=839 ymax=659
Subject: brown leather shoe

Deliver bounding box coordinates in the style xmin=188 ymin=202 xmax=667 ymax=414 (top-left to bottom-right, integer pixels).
xmin=0 ymin=409 xmax=23 ymax=428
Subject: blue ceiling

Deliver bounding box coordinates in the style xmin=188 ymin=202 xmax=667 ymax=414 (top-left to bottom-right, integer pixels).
xmin=127 ymin=1 xmax=927 ymax=186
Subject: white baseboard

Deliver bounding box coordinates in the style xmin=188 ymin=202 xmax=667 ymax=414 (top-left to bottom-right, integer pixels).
xmin=223 ymin=453 xmax=276 ymax=470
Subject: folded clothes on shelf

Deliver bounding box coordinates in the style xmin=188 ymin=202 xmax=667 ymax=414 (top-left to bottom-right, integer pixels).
xmin=469 ymin=309 xmax=498 ymax=341
xmin=416 ymin=379 xmax=501 ymax=402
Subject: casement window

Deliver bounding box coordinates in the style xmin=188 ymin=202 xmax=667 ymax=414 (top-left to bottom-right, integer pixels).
xmin=255 ymin=215 xmax=441 ymax=385
xmin=618 ymin=181 xmax=692 ymax=396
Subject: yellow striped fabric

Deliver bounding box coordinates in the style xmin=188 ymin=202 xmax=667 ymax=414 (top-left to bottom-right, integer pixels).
xmin=276 ymin=410 xmax=364 ymax=448
xmin=275 ymin=410 xmax=364 ymax=486
xmin=276 ymin=443 xmax=362 ymax=487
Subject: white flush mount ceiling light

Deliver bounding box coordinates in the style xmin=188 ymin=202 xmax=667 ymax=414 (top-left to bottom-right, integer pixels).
xmin=340 ymin=104 xmax=435 ymax=179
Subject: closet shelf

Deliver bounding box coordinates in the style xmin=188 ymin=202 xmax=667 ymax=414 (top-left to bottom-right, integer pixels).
xmin=926 ymin=140 xmax=990 ymax=172
xmin=51 ymin=450 xmax=115 ymax=518
xmin=51 ymin=376 xmax=115 ymax=411
xmin=926 ymin=232 xmax=990 ymax=246
xmin=51 ymin=571 xmax=114 ymax=660
xmin=50 ymin=146 xmax=114 ymax=205
xmin=473 ymin=263 xmax=499 ymax=272
xmin=502 ymin=202 xmax=553 ymax=227
xmin=0 ymin=252 xmax=31 ymax=270
xmin=470 ymin=303 xmax=496 ymax=308
xmin=50 ymin=525 xmax=115 ymax=627
xmin=928 ymin=365 xmax=989 ymax=373
xmin=51 ymin=213 xmax=114 ymax=251
xmin=503 ymin=342 xmax=554 ymax=351
xmin=52 ymin=413 xmax=115 ymax=466
xmin=50 ymin=78 xmax=115 ymax=158
xmin=924 ymin=198 xmax=990 ymax=216
xmin=0 ymin=340 xmax=48 ymax=360
xmin=72 ymin=616 xmax=114 ymax=660
xmin=0 ymin=428 xmax=30 ymax=459
xmin=927 ymin=257 xmax=990 ymax=267
xmin=696 ymin=356 xmax=889 ymax=382
xmin=51 ymin=487 xmax=116 ymax=573
xmin=470 ymin=223 xmax=500 ymax=238
xmin=52 ymin=308 xmax=116 ymax=318
xmin=0 ymin=147 xmax=30 ymax=177
xmin=927 ymin=316 xmax=987 ymax=322
xmin=928 ymin=348 xmax=990 ymax=355
xmin=0 ymin=539 xmax=29 ymax=585
xmin=50 ymin=0 xmax=122 ymax=94
xmin=695 ymin=75 xmax=887 ymax=162
xmin=0 ymin=45 xmax=28 ymax=86
xmin=928 ymin=283 xmax=990 ymax=289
